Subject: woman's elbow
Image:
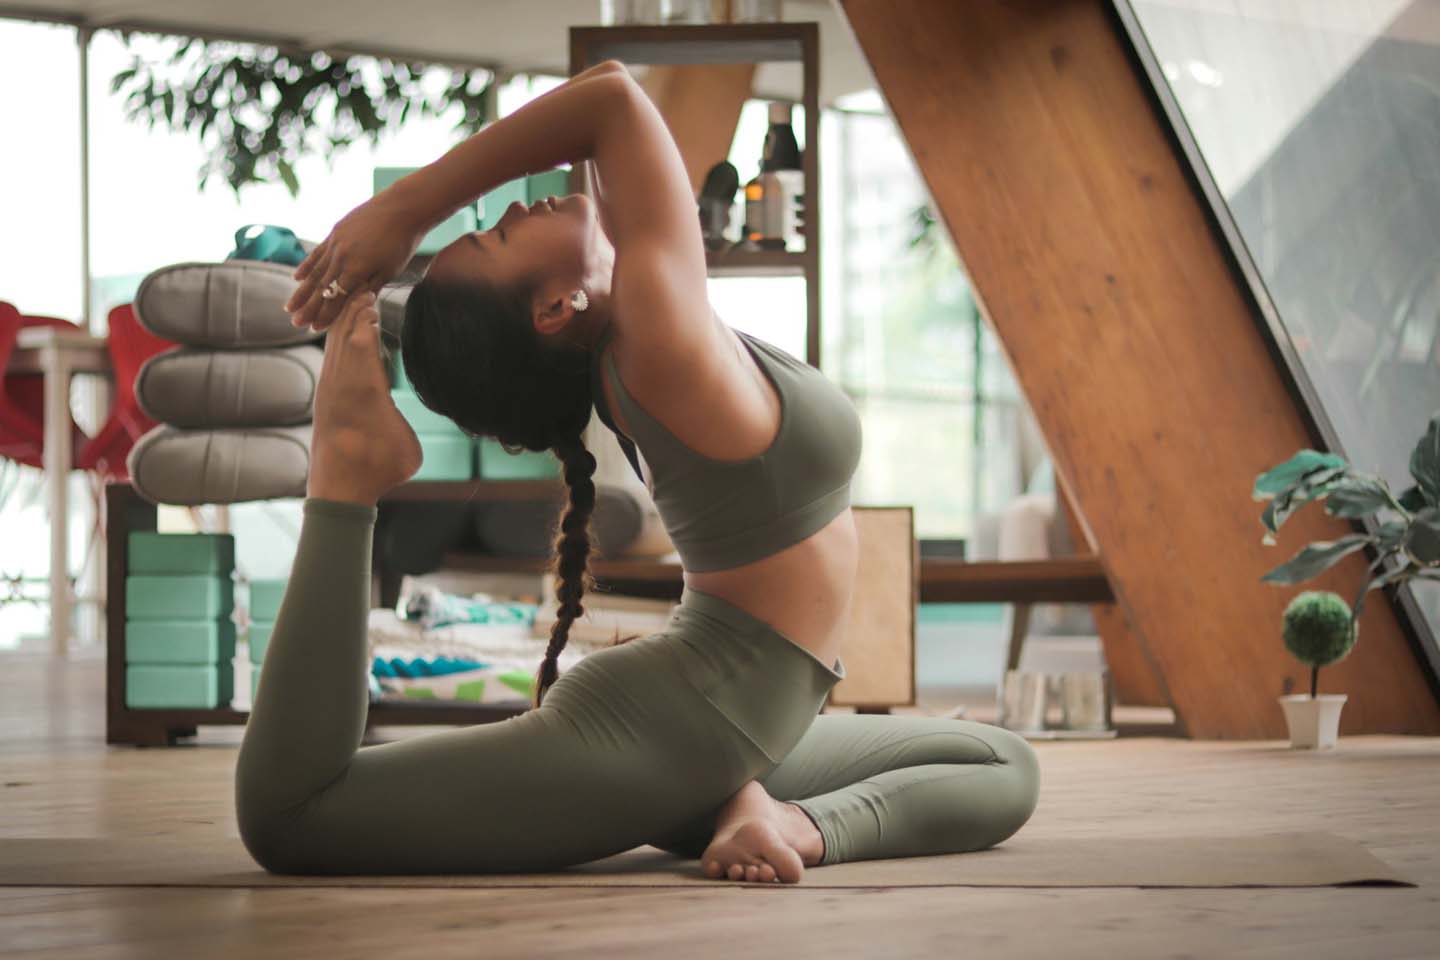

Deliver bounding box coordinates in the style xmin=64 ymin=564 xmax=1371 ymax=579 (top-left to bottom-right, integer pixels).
xmin=593 ymin=59 xmax=631 ymax=79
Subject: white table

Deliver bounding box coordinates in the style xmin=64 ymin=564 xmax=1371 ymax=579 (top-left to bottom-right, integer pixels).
xmin=7 ymin=326 xmax=112 ymax=657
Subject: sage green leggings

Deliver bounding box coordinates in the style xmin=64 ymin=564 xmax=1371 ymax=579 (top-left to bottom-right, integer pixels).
xmin=235 ymin=499 xmax=1041 ymax=874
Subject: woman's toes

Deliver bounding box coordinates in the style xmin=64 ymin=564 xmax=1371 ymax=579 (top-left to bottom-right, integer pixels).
xmin=759 ymin=863 xmax=777 ymax=883
xmin=745 ymin=864 xmax=760 ymax=882
xmin=703 ymin=859 xmax=723 ymax=878
xmin=727 ymin=863 xmax=745 ymax=881
xmin=763 ymin=841 xmax=805 ymax=884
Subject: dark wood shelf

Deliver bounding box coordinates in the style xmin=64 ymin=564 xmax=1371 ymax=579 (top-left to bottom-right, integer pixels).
xmin=571 ymin=23 xmax=809 ymax=66
xmin=920 ymin=556 xmax=1114 ymax=604
xmin=705 ymin=246 xmax=809 ymax=277
xmin=384 ymin=478 xmax=564 ymax=502
xmin=439 ymin=541 xmax=1111 ymax=604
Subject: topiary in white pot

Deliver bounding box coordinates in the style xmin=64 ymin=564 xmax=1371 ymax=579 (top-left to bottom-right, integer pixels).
xmin=1277 ymin=591 xmax=1357 ymax=749
xmin=1254 ymin=410 xmax=1440 ymax=747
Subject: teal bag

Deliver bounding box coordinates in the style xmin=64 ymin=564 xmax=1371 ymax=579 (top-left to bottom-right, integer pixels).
xmin=227 ymin=224 xmax=308 ymax=267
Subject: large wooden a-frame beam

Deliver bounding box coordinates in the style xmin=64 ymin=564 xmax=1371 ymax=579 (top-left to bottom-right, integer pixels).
xmin=840 ymin=0 xmax=1440 ymax=737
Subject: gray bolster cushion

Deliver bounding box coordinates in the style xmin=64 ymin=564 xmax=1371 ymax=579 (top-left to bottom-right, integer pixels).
xmin=135 ymin=344 xmax=323 ymax=428
xmin=127 ymin=424 xmax=312 ymax=505
xmin=135 ymin=261 xmax=322 ymax=349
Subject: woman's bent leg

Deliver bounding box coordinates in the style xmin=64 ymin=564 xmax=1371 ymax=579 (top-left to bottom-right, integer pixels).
xmin=649 ymin=713 xmax=1041 ymax=866
xmin=234 ymin=499 xmax=765 ymax=875
xmin=772 ymin=714 xmax=1041 ymax=864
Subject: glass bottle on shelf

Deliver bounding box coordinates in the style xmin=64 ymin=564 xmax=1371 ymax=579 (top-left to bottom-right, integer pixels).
xmin=599 ymin=0 xmax=666 ymax=24
xmin=735 ymin=0 xmax=782 ymax=22
xmin=662 ymin=0 xmax=713 ymax=23
xmin=744 ymin=102 xmax=805 ymax=251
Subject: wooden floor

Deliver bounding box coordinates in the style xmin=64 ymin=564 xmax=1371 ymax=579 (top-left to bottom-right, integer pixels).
xmin=2 ymin=651 xmax=1438 ymax=959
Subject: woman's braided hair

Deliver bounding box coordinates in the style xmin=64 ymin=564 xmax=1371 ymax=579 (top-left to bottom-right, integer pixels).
xmin=400 ymin=273 xmax=613 ymax=708
xmin=536 ymin=432 xmax=598 ymax=705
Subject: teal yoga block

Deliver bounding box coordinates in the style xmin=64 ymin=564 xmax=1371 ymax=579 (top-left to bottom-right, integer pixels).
xmin=126 ymin=619 xmax=236 ymax=664
xmin=374 ymin=167 xmax=478 ymax=255
xmin=126 ymin=663 xmax=234 ymax=709
xmin=127 ymin=532 xmax=234 ymax=575
xmin=248 ymin=621 xmax=273 ymax=664
xmin=477 ymin=437 xmax=561 ymax=479
xmin=480 ymin=177 xmax=528 ymax=230
xmin=126 ymin=575 xmax=234 ymax=620
xmin=414 ymin=434 xmax=475 ymax=481
xmin=527 ymin=168 xmax=571 ymax=203
xmin=392 ymin=389 xmax=465 ymax=437
xmin=249 ymin=580 xmax=287 ymax=621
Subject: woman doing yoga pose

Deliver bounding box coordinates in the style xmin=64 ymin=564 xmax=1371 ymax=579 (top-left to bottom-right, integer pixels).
xmin=235 ymin=61 xmax=1040 ymax=883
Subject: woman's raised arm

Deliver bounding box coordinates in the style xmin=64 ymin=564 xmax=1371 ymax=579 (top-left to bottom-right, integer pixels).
xmin=291 ymin=60 xmax=701 ymax=330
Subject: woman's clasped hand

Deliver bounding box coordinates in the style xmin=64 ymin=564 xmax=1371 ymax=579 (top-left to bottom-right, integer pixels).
xmin=286 ymin=188 xmax=435 ymax=332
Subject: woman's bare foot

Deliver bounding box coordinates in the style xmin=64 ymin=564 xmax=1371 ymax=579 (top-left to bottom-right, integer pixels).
xmin=699 ymin=780 xmax=825 ymax=884
xmin=308 ymin=293 xmax=423 ymax=506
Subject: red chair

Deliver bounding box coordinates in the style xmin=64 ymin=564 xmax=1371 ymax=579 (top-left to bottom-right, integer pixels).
xmin=75 ymin=303 xmax=178 ymax=480
xmin=0 ymin=301 xmax=93 ymax=469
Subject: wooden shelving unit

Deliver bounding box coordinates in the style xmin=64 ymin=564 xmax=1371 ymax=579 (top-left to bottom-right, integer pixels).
xmin=105 ymin=477 xmax=1114 ymax=745
xmin=571 ymin=21 xmax=823 ymax=366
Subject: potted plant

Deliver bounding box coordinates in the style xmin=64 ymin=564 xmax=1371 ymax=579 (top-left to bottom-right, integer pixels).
xmin=1277 ymin=591 xmax=1356 ymax=748
xmin=1253 ymin=410 xmax=1440 ymax=743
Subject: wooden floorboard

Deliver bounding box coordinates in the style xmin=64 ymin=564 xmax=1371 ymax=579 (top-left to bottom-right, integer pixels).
xmin=2 ymin=651 xmax=1437 ymax=959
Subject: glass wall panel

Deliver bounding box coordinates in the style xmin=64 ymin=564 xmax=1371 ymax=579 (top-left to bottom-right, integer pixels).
xmin=1122 ymin=0 xmax=1440 ymax=663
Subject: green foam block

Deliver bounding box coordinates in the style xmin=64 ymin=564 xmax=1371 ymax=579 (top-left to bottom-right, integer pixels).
xmin=374 ymin=167 xmax=478 ymax=255
xmin=126 ymin=663 xmax=234 ymax=709
xmin=477 ymin=437 xmax=560 ymax=479
xmin=126 ymin=619 xmax=236 ymax=665
xmin=248 ymin=621 xmax=273 ymax=664
xmin=126 ymin=575 xmax=234 ymax=620
xmin=392 ymin=389 xmax=466 ymax=437
xmin=414 ymin=434 xmax=475 ymax=481
xmin=526 ymin=168 xmax=571 ymax=203
xmin=127 ymin=532 xmax=235 ymax=575
xmin=480 ymin=177 xmax=528 ymax=230
xmin=249 ymin=580 xmax=287 ymax=622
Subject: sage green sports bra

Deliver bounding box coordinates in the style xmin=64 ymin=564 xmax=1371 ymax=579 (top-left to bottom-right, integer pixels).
xmin=589 ymin=323 xmax=863 ymax=572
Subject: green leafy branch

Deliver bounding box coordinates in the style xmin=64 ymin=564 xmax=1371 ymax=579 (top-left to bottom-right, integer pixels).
xmin=1254 ymin=411 xmax=1440 ymax=632
xmin=108 ymin=32 xmax=494 ymax=197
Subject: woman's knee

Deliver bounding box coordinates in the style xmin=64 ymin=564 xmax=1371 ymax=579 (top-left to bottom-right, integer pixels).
xmin=235 ymin=771 xmax=314 ymax=874
xmin=986 ymin=724 xmax=1042 ymax=839
xmin=236 ymin=808 xmax=300 ymax=874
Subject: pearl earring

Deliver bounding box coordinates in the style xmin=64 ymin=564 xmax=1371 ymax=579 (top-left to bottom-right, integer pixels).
xmin=570 ymin=289 xmax=590 ymax=312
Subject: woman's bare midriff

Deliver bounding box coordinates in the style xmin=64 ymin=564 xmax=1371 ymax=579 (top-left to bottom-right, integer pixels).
xmin=600 ymin=319 xmax=859 ymax=670
xmin=684 ymin=510 xmax=858 ymax=672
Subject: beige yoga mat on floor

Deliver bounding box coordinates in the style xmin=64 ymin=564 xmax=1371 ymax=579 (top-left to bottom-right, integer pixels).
xmin=0 ymin=832 xmax=1411 ymax=889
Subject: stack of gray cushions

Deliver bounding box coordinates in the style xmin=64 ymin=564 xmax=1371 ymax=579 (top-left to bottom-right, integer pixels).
xmin=127 ymin=260 xmax=325 ymax=504
xmin=124 ymin=260 xmax=653 ymax=563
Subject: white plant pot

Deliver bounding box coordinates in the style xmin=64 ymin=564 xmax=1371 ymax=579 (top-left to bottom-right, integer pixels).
xmin=1277 ymin=693 xmax=1347 ymax=750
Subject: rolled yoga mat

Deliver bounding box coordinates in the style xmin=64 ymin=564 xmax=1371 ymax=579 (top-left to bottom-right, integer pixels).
xmin=0 ymin=832 xmax=1411 ymax=889
xmin=136 ymin=344 xmax=323 ymax=427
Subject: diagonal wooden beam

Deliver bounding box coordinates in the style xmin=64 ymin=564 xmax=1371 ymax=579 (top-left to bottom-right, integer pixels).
xmin=839 ymin=0 xmax=1440 ymax=737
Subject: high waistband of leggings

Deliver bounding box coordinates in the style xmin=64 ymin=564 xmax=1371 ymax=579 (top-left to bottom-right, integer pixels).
xmin=672 ymin=586 xmax=847 ymax=683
